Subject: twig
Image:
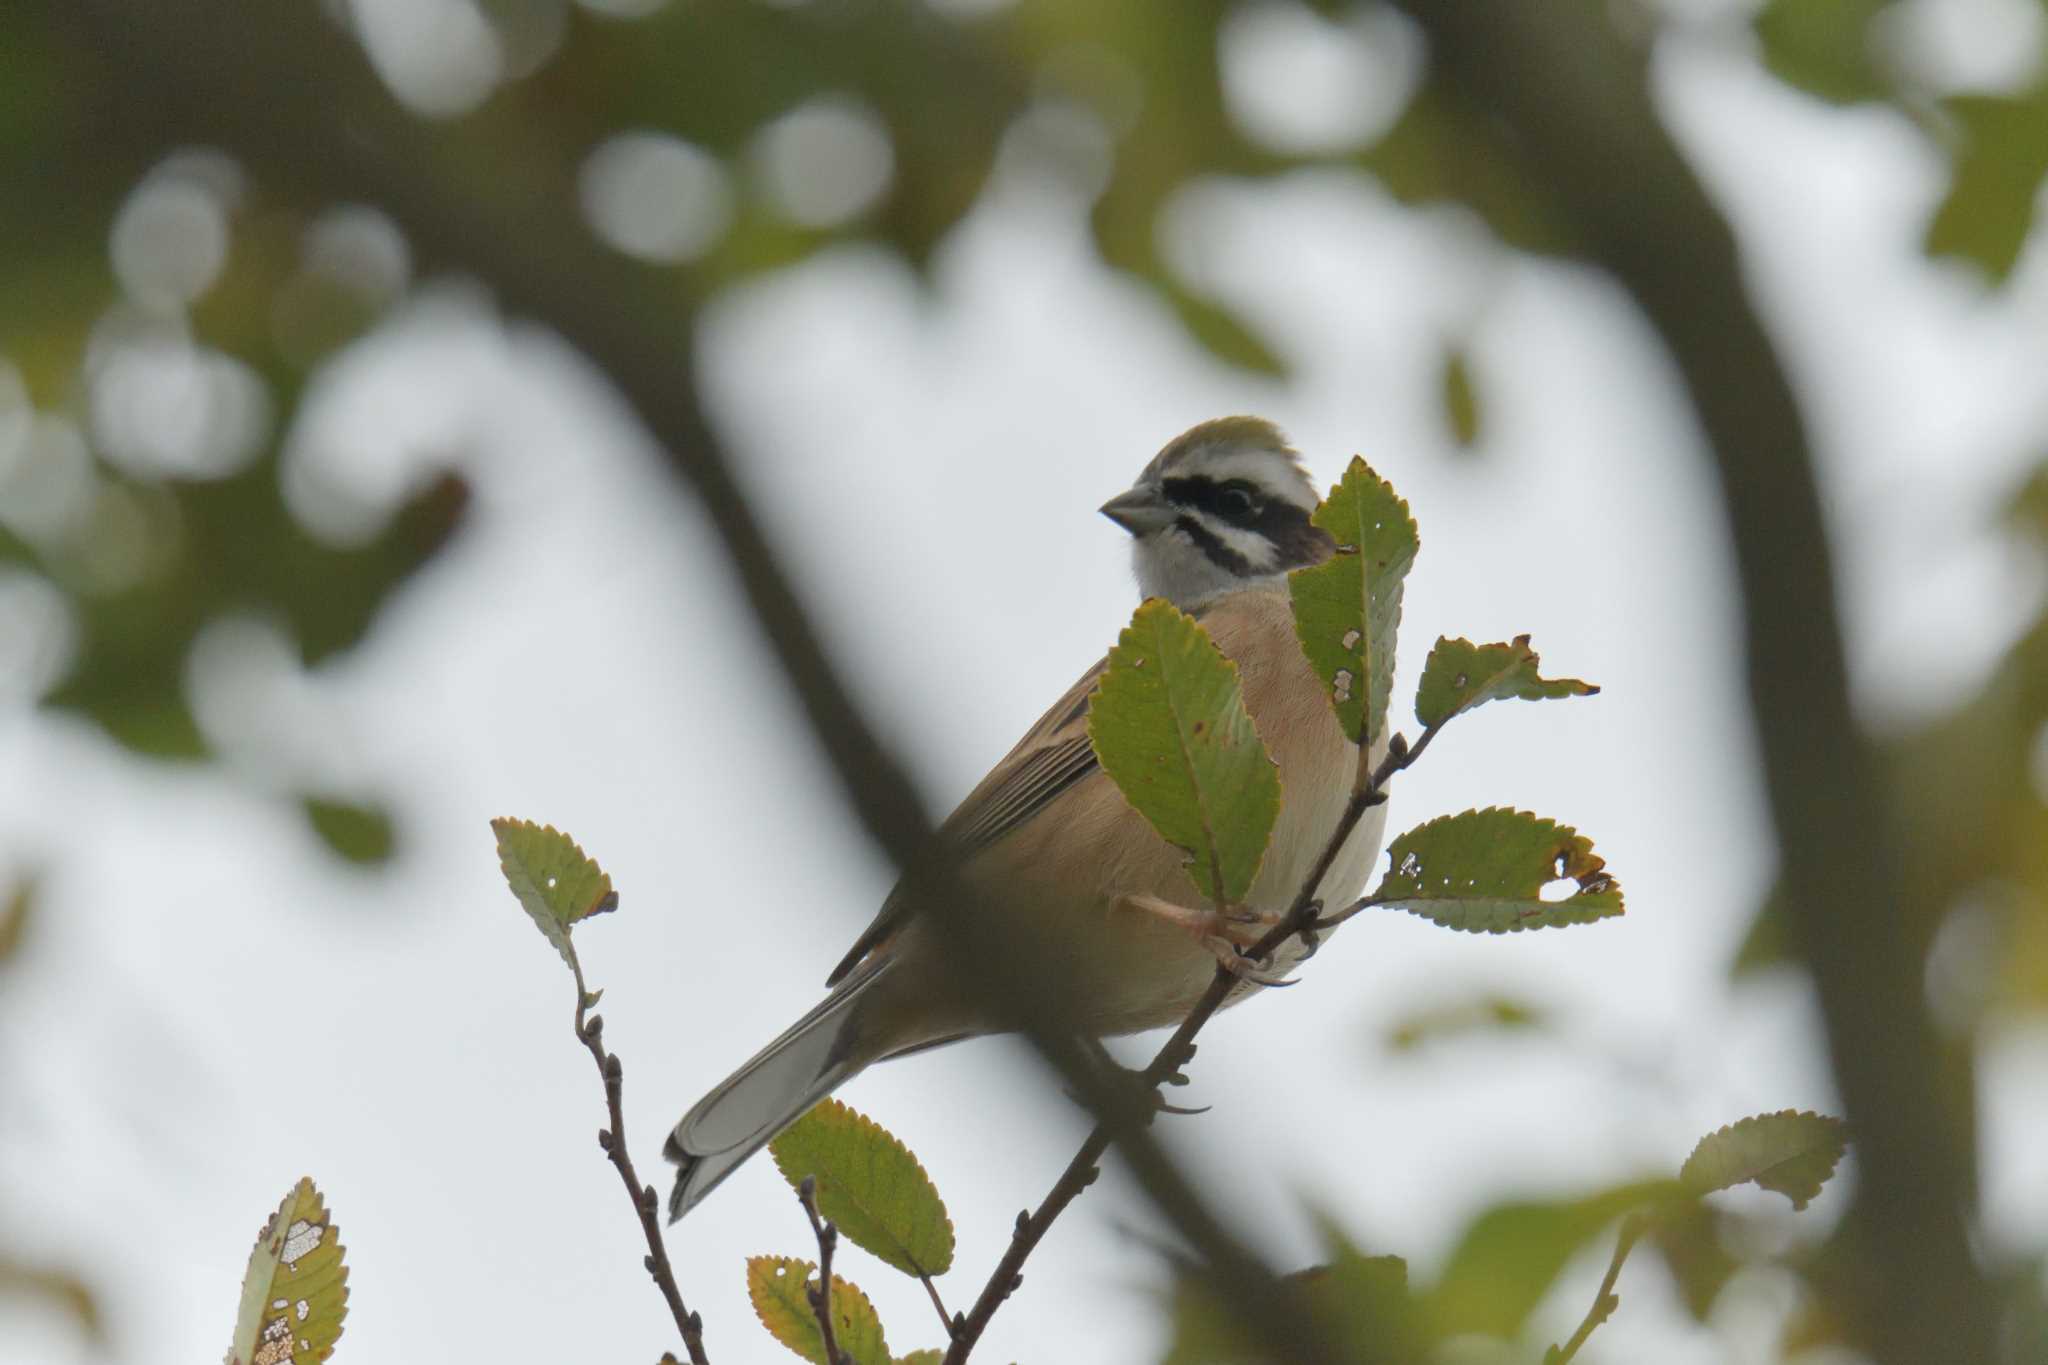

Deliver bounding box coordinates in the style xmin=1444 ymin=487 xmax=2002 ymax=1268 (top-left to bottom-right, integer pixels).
xmin=796 ymin=1177 xmax=847 ymax=1365
xmin=573 ymin=957 xmax=713 ymax=1365
xmin=945 ymin=725 xmax=1430 ymax=1363
xmin=917 ymin=1274 xmax=953 ymax=1338
xmin=1543 ymin=1213 xmax=1644 ymax=1365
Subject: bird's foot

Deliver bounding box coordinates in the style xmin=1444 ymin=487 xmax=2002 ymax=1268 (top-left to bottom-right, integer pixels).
xmin=1111 ymin=893 xmax=1297 ymax=987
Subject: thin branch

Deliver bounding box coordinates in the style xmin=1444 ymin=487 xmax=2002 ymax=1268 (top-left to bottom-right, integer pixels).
xmin=574 ymin=958 xmax=712 ymax=1365
xmin=1543 ymin=1213 xmax=1643 ymax=1365
xmin=796 ymin=1177 xmax=847 ymax=1365
xmin=917 ymin=1274 xmax=953 ymax=1338
xmin=946 ymin=725 xmax=1433 ymax=1364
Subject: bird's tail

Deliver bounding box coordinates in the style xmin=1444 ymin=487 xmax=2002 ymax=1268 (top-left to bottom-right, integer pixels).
xmin=663 ymin=959 xmax=888 ymax=1222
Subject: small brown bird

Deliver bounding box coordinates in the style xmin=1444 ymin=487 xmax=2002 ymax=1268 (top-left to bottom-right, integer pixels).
xmin=665 ymin=417 xmax=1390 ymax=1219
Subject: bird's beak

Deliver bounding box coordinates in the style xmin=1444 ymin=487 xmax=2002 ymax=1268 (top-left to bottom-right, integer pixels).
xmin=1099 ymin=485 xmax=1174 ymax=535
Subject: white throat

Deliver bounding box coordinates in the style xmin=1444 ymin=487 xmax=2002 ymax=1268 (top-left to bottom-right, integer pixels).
xmin=1132 ymin=528 xmax=1286 ymax=608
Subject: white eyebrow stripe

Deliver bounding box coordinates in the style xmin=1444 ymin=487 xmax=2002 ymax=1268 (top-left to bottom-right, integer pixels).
xmin=1174 ymin=449 xmax=1318 ymax=509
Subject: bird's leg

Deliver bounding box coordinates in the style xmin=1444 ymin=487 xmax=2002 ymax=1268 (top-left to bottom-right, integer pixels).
xmin=1111 ymin=892 xmax=1297 ymax=987
xmin=1066 ymin=1036 xmax=1210 ymax=1118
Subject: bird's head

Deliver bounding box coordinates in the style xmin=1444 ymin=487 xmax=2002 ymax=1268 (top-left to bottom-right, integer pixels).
xmin=1100 ymin=416 xmax=1335 ymax=609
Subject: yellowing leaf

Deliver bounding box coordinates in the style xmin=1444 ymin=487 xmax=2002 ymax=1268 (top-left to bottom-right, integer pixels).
xmin=746 ymin=1256 xmax=890 ymax=1365
xmin=1415 ymin=635 xmax=1597 ymax=730
xmin=1679 ymin=1110 xmax=1849 ymax=1211
xmin=770 ymin=1099 xmax=953 ymax=1278
xmin=1288 ymin=457 xmax=1419 ymax=746
xmin=491 ymin=817 xmax=617 ymax=966
xmin=1088 ymin=598 xmax=1280 ymax=906
xmin=1369 ymin=808 xmax=1624 ymax=933
xmin=225 ymin=1178 xmax=348 ymax=1365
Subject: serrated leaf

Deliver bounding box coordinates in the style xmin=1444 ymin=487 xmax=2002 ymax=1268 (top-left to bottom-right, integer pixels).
xmin=491 ymin=817 xmax=617 ymax=967
xmin=1440 ymin=344 xmax=1481 ymax=448
xmin=1369 ymin=808 xmax=1623 ymax=933
xmin=1427 ymin=1181 xmax=1671 ymax=1340
xmin=1678 ymin=1111 xmax=1848 ymax=1211
xmin=1287 ymin=457 xmax=1419 ymax=746
xmin=770 ymin=1098 xmax=954 ymax=1278
xmin=304 ymin=797 xmax=395 ymax=865
xmin=746 ymin=1256 xmax=890 ymax=1365
xmin=893 ymin=1354 xmax=944 ymax=1365
xmin=225 ymin=1178 xmax=348 ymax=1365
xmin=1088 ymin=598 xmax=1280 ymax=906
xmin=1415 ymin=635 xmax=1598 ymax=730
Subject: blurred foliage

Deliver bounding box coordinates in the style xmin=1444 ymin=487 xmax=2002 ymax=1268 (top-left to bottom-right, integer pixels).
xmin=1 ymin=0 xmax=2046 ymax=1358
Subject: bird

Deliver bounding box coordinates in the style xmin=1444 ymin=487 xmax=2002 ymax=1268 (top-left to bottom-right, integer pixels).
xmin=664 ymin=416 xmax=1392 ymax=1220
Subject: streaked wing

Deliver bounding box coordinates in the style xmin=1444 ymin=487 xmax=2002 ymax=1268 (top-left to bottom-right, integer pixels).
xmin=823 ymin=655 xmax=1107 ymax=986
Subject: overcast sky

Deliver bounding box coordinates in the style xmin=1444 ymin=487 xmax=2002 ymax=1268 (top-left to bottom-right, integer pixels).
xmin=7 ymin=10 xmax=2048 ymax=1365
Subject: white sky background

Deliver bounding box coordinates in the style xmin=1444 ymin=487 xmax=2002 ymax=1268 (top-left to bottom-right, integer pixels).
xmin=7 ymin=8 xmax=2048 ymax=1364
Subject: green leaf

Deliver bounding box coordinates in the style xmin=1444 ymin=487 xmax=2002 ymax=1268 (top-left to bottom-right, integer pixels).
xmin=770 ymin=1098 xmax=954 ymax=1278
xmin=1369 ymin=808 xmax=1624 ymax=933
xmin=1440 ymin=344 xmax=1481 ymax=448
xmin=491 ymin=817 xmax=618 ymax=967
xmin=1925 ymin=91 xmax=2048 ymax=282
xmin=1287 ymin=456 xmax=1419 ymax=746
xmin=893 ymin=1354 xmax=944 ymax=1365
xmin=746 ymin=1256 xmax=891 ymax=1365
xmin=1752 ymin=0 xmax=1892 ymax=106
xmin=304 ymin=797 xmax=396 ymax=865
xmin=1159 ymin=280 xmax=1288 ymax=377
xmin=1162 ymin=1233 xmax=1416 ymax=1365
xmin=1088 ymin=598 xmax=1280 ymax=906
xmin=0 ymin=874 xmax=33 ymax=966
xmin=1415 ymin=635 xmax=1598 ymax=730
xmin=1427 ymin=1181 xmax=1671 ymax=1340
xmin=1385 ymin=993 xmax=1547 ymax=1052
xmin=226 ymin=1177 xmax=349 ymax=1365
xmin=1678 ymin=1110 xmax=1849 ymax=1211
xmin=1646 ymin=1200 xmax=1741 ymax=1321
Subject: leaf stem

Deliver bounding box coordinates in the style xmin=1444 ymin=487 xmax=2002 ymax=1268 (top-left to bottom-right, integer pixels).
xmin=573 ymin=962 xmax=713 ymax=1365
xmin=1543 ymin=1213 xmax=1644 ymax=1365
xmin=944 ymin=724 xmax=1431 ymax=1363
xmin=796 ymin=1177 xmax=848 ymax=1365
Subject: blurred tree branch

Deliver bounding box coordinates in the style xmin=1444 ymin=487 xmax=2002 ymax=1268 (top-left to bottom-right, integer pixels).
xmin=49 ymin=1 xmax=1362 ymax=1359
xmin=1386 ymin=3 xmax=1992 ymax=1360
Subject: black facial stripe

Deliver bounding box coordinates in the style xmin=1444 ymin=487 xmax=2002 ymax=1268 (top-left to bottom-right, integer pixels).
xmin=1162 ymin=474 xmax=1334 ymax=571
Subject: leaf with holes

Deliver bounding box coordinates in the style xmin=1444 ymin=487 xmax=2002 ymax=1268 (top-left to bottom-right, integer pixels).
xmin=491 ymin=817 xmax=617 ymax=968
xmin=746 ymin=1256 xmax=890 ymax=1365
xmin=225 ymin=1178 xmax=348 ymax=1365
xmin=770 ymin=1098 xmax=954 ymax=1278
xmin=1679 ymin=1111 xmax=1849 ymax=1211
xmin=1415 ymin=635 xmax=1598 ymax=730
xmin=1366 ymin=808 xmax=1623 ymax=933
xmin=1287 ymin=457 xmax=1419 ymax=746
xmin=1088 ymin=598 xmax=1279 ymax=907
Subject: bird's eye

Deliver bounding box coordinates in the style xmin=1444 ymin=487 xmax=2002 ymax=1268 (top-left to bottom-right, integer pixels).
xmin=1219 ymin=487 xmax=1256 ymax=516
